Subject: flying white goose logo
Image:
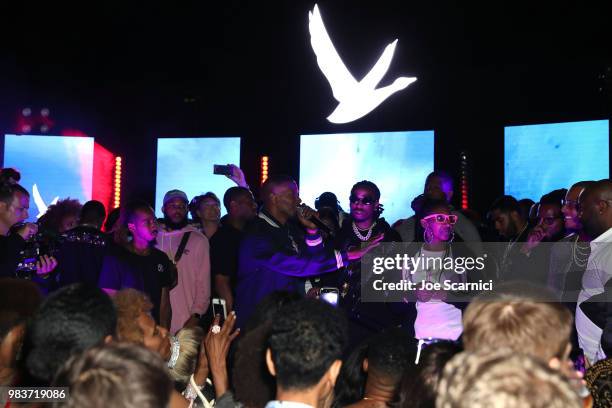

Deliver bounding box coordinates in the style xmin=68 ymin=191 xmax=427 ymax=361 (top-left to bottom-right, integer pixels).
xmin=32 ymin=184 xmax=59 ymax=219
xmin=308 ymin=4 xmax=417 ymax=124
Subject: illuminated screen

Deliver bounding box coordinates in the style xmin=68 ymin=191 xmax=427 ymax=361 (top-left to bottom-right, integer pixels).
xmin=3 ymin=134 xmax=94 ymax=221
xmin=300 ymin=131 xmax=435 ymax=225
xmin=505 ymin=120 xmax=609 ymax=200
xmin=155 ymin=137 xmax=241 ymax=217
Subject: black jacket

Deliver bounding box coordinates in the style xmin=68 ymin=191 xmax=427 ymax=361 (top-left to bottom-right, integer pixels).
xmin=234 ymin=211 xmax=347 ymax=328
xmin=55 ymin=225 xmax=110 ymax=288
xmin=0 ymin=233 xmax=26 ymax=278
xmin=330 ymin=218 xmax=402 ymax=344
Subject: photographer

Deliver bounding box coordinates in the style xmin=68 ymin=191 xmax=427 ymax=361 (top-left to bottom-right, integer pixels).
xmin=0 ymin=182 xmax=57 ymax=278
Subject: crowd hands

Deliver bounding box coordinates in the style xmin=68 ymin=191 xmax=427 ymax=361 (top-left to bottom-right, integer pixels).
xmin=2 ymin=163 xmax=612 ymax=407
xmin=0 ymin=281 xmax=599 ymax=408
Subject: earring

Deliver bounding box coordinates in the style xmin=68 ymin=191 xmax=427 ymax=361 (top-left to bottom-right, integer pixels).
xmin=448 ymin=230 xmax=455 ymax=243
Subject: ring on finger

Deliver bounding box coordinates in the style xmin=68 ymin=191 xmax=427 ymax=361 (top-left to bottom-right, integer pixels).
xmin=211 ymin=324 xmax=221 ymax=334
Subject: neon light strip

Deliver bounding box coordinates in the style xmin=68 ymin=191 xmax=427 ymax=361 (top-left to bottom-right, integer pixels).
xmin=114 ymin=156 xmax=122 ymax=209
xmin=261 ymin=156 xmax=269 ymax=185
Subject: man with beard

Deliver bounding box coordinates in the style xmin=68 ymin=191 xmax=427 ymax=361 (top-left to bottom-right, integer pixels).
xmin=234 ymin=176 xmax=380 ymax=329
xmin=488 ymin=195 xmax=532 ymax=281
xmin=513 ymin=189 xmax=567 ymax=285
xmin=332 ymin=180 xmax=402 ymax=345
xmin=156 ymin=189 xmax=210 ymax=334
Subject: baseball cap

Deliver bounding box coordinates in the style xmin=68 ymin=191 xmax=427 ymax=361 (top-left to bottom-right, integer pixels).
xmin=163 ymin=190 xmax=188 ymax=206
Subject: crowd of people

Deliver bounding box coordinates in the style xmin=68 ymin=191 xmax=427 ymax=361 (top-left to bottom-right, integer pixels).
xmin=2 ymin=164 xmax=612 ymax=407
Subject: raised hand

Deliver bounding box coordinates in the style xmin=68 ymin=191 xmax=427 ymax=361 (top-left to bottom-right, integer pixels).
xmin=521 ymin=226 xmax=545 ymax=254
xmin=347 ymin=233 xmax=385 ymax=261
xmin=36 ymin=255 xmax=58 ymax=276
xmin=296 ymin=205 xmax=319 ymax=232
xmin=204 ymin=312 xmax=240 ymax=397
xmin=225 ymin=164 xmax=248 ymax=188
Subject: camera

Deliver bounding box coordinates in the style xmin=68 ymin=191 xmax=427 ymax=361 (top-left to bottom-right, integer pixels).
xmin=15 ymin=232 xmax=62 ymax=279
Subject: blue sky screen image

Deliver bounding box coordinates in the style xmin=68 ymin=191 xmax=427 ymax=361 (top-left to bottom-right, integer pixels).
xmin=3 ymin=134 xmax=94 ymax=221
xmin=155 ymin=137 xmax=241 ymax=217
xmin=505 ymin=120 xmax=609 ymax=201
xmin=300 ymin=131 xmax=435 ymax=225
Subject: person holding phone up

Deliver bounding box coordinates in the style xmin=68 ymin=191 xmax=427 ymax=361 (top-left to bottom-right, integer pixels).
xmin=209 ymin=165 xmax=256 ymax=314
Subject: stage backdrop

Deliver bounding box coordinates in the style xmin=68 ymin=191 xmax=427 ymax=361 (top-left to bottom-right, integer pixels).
xmin=505 ymin=120 xmax=609 ymax=201
xmin=155 ymin=137 xmax=241 ymax=217
xmin=299 ymin=130 xmax=435 ymax=225
xmin=3 ymin=134 xmax=95 ymax=221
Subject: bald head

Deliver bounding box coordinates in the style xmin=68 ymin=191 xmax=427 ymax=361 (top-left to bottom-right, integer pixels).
xmin=424 ymin=171 xmax=454 ymax=203
xmin=260 ymin=175 xmax=300 ymax=222
xmin=579 ymin=179 xmax=612 ymax=239
xmin=582 ymin=179 xmax=612 ymax=200
xmin=260 ymin=176 xmax=296 ymax=205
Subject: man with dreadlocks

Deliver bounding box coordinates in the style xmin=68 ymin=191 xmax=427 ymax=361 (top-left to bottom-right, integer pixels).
xmin=333 ymin=180 xmax=402 ymax=346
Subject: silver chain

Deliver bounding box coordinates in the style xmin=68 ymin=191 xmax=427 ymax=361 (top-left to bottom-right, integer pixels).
xmin=352 ymin=221 xmax=377 ymax=241
xmin=572 ymin=235 xmax=590 ymax=269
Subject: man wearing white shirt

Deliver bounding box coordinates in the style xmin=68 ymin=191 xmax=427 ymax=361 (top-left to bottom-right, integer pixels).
xmin=576 ymin=179 xmax=612 ymax=363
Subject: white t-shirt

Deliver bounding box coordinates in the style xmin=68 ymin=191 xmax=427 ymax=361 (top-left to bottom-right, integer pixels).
xmin=576 ymin=227 xmax=612 ymax=363
xmin=408 ymin=247 xmax=463 ymax=341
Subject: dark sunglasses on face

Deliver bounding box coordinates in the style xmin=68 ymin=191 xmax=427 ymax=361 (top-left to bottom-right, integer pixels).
xmin=422 ymin=213 xmax=458 ymax=224
xmin=349 ymin=195 xmax=375 ymax=205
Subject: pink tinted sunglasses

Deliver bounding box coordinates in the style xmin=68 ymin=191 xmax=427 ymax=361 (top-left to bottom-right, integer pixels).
xmin=422 ymin=213 xmax=458 ymax=225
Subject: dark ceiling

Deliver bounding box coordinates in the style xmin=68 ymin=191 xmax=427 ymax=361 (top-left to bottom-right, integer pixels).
xmin=0 ymin=0 xmax=610 ymax=211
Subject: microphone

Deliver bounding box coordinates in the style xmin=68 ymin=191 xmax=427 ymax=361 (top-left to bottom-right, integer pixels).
xmin=297 ymin=205 xmax=332 ymax=235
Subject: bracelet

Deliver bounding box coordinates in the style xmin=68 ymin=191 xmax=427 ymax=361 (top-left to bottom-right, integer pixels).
xmin=183 ymin=374 xmax=207 ymax=400
xmin=191 ymin=374 xmax=213 ymax=408
xmin=183 ymin=378 xmax=199 ymax=401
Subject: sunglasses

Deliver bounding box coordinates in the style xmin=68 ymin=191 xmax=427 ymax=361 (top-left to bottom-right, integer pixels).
xmin=422 ymin=213 xmax=458 ymax=224
xmin=349 ymin=195 xmax=375 ymax=205
xmin=562 ymin=199 xmax=578 ymax=208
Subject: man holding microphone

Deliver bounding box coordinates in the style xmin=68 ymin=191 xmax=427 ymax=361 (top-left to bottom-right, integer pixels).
xmin=233 ymin=175 xmax=382 ymax=328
